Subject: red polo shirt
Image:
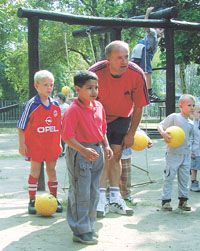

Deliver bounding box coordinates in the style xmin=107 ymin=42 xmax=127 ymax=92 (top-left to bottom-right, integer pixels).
xmin=89 ymin=60 xmax=149 ymax=122
xmin=62 ymin=98 xmax=107 ymax=143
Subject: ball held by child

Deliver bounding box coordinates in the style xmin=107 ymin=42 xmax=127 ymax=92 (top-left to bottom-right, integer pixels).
xmin=165 ymin=126 xmax=185 ymax=148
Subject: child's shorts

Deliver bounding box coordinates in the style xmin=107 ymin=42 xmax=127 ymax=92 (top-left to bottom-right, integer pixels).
xmin=191 ymin=156 xmax=200 ymax=170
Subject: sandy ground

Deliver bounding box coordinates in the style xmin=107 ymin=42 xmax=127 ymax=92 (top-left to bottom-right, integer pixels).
xmin=1 ymin=131 xmax=200 ymax=251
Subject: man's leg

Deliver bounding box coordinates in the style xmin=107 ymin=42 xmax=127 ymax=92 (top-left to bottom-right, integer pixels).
xmin=108 ymin=145 xmax=133 ymax=216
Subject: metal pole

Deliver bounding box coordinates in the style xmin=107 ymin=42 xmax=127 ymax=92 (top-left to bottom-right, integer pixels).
xmin=165 ymin=28 xmax=175 ymax=116
xmin=28 ymin=17 xmax=45 ymax=191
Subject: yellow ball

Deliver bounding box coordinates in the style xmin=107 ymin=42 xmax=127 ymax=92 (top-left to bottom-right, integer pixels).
xmin=166 ymin=126 xmax=185 ymax=148
xmin=131 ymin=131 xmax=149 ymax=151
xmin=61 ymin=86 xmax=70 ymax=96
xmin=35 ymin=194 xmax=57 ymax=216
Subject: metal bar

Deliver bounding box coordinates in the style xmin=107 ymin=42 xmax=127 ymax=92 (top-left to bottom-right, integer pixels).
xmin=132 ymin=164 xmax=149 ymax=174
xmin=18 ymin=8 xmax=200 ymax=31
xmin=28 ymin=17 xmax=45 ymax=191
xmin=0 ymin=104 xmax=19 ymax=113
xmin=131 ymin=180 xmax=156 ymax=187
xmin=165 ymin=28 xmax=175 ymax=115
xmin=72 ymin=7 xmax=178 ymax=37
xmin=28 ymin=17 xmax=39 ymax=98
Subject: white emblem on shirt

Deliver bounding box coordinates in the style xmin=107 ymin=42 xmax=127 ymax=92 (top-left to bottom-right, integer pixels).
xmin=45 ymin=116 xmax=52 ymax=125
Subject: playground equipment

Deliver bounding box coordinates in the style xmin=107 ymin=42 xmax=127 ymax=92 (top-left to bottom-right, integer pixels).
xmin=17 ymin=6 xmax=200 ymax=189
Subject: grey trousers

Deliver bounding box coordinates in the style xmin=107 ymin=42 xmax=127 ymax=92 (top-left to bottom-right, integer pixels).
xmin=162 ymin=152 xmax=191 ymax=201
xmin=66 ymin=143 xmax=104 ymax=235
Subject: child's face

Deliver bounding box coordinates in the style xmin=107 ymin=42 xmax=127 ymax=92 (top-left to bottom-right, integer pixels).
xmin=193 ymin=106 xmax=200 ymax=119
xmin=34 ymin=77 xmax=54 ymax=98
xmin=76 ymin=79 xmax=98 ymax=103
xmin=179 ymin=98 xmax=195 ymax=117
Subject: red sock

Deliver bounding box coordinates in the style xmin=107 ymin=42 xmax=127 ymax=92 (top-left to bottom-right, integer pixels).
xmin=48 ymin=181 xmax=58 ymax=198
xmin=28 ymin=175 xmax=38 ymax=200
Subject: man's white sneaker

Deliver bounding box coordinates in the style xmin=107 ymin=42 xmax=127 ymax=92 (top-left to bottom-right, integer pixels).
xmin=96 ymin=197 xmax=109 ymax=218
xmin=109 ymin=197 xmax=133 ymax=216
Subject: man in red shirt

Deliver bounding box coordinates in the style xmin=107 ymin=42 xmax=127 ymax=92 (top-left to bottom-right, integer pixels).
xmin=89 ymin=40 xmax=149 ymax=216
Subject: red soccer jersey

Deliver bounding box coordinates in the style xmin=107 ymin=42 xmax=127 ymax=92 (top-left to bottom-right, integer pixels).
xmin=62 ymin=98 xmax=107 ymax=143
xmin=89 ymin=60 xmax=149 ymax=122
xmin=17 ymin=95 xmax=62 ymax=162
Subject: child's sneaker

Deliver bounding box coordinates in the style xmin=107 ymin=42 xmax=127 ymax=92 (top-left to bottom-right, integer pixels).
xmin=162 ymin=202 xmax=172 ymax=211
xmin=109 ymin=196 xmax=133 ymax=215
xmin=28 ymin=199 xmax=36 ymax=214
xmin=96 ymin=197 xmax=109 ymax=218
xmin=190 ymin=180 xmax=200 ymax=192
xmin=56 ymin=200 xmax=63 ymax=213
xmin=92 ymin=230 xmax=98 ymax=238
xmin=73 ymin=232 xmax=98 ymax=245
xmin=178 ymin=201 xmax=191 ymax=211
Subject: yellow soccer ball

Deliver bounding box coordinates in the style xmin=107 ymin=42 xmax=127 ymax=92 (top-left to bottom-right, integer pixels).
xmin=61 ymin=86 xmax=70 ymax=96
xmin=131 ymin=131 xmax=149 ymax=151
xmin=35 ymin=194 xmax=57 ymax=216
xmin=166 ymin=126 xmax=185 ymax=148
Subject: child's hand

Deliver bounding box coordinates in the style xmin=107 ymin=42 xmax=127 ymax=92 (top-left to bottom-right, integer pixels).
xmin=19 ymin=143 xmax=27 ymax=156
xmin=81 ymin=147 xmax=100 ymax=161
xmin=162 ymin=131 xmax=172 ymax=143
xmin=147 ymin=138 xmax=153 ymax=148
xmin=103 ymin=146 xmax=113 ymax=160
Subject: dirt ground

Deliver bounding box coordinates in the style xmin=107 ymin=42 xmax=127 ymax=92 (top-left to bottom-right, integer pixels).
xmin=1 ymin=130 xmax=200 ymax=251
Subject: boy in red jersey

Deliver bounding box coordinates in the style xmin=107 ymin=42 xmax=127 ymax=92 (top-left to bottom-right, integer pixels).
xmin=17 ymin=70 xmax=63 ymax=214
xmin=62 ymin=70 xmax=112 ymax=245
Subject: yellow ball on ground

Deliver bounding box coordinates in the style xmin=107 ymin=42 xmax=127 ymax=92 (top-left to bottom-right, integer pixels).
xmin=35 ymin=194 xmax=57 ymax=216
xmin=166 ymin=126 xmax=185 ymax=148
xmin=131 ymin=131 xmax=149 ymax=151
xmin=61 ymin=86 xmax=70 ymax=96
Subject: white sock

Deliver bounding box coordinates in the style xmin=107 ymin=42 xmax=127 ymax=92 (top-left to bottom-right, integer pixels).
xmin=99 ymin=188 xmax=107 ymax=201
xmin=109 ymin=187 xmax=120 ymax=202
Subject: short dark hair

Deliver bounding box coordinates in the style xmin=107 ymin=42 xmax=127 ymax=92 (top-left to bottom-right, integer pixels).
xmin=74 ymin=70 xmax=98 ymax=87
xmin=55 ymin=92 xmax=66 ymax=102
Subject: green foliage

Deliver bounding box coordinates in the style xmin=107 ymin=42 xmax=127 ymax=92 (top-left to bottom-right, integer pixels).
xmin=1 ymin=0 xmax=200 ymax=101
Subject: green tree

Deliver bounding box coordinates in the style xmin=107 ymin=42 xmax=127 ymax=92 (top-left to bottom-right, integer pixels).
xmin=1 ymin=0 xmax=200 ymax=101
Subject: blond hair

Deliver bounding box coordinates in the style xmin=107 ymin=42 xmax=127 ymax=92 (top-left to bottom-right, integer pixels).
xmin=178 ymin=94 xmax=195 ymax=105
xmin=105 ymin=40 xmax=129 ymax=57
xmin=34 ymin=70 xmax=54 ymax=83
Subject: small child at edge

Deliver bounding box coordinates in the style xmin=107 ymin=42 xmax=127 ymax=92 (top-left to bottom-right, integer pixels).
xmin=157 ymin=94 xmax=195 ymax=211
xmin=190 ymin=103 xmax=200 ymax=191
